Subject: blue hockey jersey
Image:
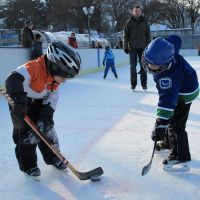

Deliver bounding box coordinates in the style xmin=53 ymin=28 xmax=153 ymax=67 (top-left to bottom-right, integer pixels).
xmin=153 ymin=53 xmax=199 ymax=119
xmin=153 ymin=45 xmax=199 ymax=120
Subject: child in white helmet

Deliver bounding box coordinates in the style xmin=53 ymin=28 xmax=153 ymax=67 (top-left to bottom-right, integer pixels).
xmin=5 ymin=42 xmax=81 ymax=177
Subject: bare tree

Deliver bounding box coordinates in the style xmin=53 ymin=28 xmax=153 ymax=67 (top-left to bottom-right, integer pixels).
xmin=105 ymin=0 xmax=134 ymax=32
xmin=4 ymin=0 xmax=47 ymax=29
xmin=185 ymin=0 xmax=200 ymax=30
xmin=46 ymin=0 xmax=73 ymax=31
xmin=3 ymin=0 xmax=200 ymax=35
xmin=45 ymin=0 xmax=107 ymax=33
xmin=153 ymin=0 xmax=188 ymax=29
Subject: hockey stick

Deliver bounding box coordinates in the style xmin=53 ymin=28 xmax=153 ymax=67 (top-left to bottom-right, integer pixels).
xmin=141 ymin=140 xmax=157 ymax=176
xmin=0 ymin=86 xmax=103 ymax=181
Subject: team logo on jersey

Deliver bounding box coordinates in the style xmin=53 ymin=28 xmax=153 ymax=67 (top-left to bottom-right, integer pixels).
xmin=159 ymin=77 xmax=172 ymax=89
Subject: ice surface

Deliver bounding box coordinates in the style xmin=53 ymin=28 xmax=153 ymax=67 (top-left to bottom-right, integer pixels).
xmin=0 ymin=56 xmax=199 ymax=200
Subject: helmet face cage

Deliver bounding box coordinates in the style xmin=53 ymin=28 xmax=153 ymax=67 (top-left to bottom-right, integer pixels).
xmin=47 ymin=41 xmax=81 ymax=77
xmin=142 ymin=38 xmax=175 ymax=74
xmin=142 ymin=53 xmax=173 ymax=74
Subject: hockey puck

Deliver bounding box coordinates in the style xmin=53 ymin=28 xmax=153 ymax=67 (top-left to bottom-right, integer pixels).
xmin=90 ymin=175 xmax=101 ymax=182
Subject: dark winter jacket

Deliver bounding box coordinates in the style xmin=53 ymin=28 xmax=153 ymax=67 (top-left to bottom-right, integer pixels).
xmin=21 ymin=27 xmax=34 ymax=48
xmin=153 ymin=36 xmax=199 ymax=120
xmin=124 ymin=15 xmax=151 ymax=50
xmin=31 ymin=40 xmax=43 ymax=60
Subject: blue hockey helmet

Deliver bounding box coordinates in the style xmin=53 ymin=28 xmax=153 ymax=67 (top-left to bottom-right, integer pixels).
xmin=143 ymin=37 xmax=175 ymax=73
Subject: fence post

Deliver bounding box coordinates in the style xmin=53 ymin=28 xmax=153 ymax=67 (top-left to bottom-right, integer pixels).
xmin=97 ymin=48 xmax=100 ymax=67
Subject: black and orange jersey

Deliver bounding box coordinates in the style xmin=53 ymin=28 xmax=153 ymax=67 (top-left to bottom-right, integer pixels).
xmin=15 ymin=56 xmax=60 ymax=110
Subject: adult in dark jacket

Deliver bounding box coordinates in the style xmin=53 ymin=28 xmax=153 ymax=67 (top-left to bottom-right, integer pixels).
xmin=124 ymin=5 xmax=151 ymax=90
xmin=21 ymin=19 xmax=34 ymax=48
xmin=31 ymin=33 xmax=43 ymax=60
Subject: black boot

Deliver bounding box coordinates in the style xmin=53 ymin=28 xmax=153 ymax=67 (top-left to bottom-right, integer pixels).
xmin=51 ymin=157 xmax=67 ymax=170
xmin=24 ymin=167 xmax=41 ymax=177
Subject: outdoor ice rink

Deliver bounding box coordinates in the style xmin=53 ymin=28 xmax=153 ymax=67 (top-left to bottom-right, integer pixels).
xmin=0 ymin=56 xmax=200 ymax=200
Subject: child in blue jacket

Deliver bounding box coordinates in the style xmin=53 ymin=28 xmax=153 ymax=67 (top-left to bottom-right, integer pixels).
xmin=142 ymin=35 xmax=199 ymax=169
xmin=103 ymin=46 xmax=118 ymax=79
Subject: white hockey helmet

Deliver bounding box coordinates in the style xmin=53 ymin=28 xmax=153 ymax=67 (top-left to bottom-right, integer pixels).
xmin=47 ymin=41 xmax=81 ymax=77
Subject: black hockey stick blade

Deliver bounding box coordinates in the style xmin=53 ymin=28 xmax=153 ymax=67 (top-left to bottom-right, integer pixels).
xmin=68 ymin=164 xmax=104 ymax=180
xmin=141 ymin=140 xmax=157 ymax=176
xmin=141 ymin=160 xmax=152 ymax=176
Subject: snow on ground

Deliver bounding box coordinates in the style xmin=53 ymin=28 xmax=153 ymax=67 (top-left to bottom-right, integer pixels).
xmin=0 ymin=56 xmax=200 ymax=200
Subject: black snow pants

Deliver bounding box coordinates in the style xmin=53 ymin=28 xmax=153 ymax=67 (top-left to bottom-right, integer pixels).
xmin=10 ymin=98 xmax=59 ymax=172
xmin=168 ymin=100 xmax=191 ymax=161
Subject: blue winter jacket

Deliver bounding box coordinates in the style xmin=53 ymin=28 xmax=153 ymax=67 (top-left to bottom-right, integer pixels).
xmin=154 ymin=36 xmax=199 ymax=120
xmin=103 ymin=49 xmax=115 ymax=63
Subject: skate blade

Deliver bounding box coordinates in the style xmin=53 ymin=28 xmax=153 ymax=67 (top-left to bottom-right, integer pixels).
xmin=163 ymin=162 xmax=190 ymax=172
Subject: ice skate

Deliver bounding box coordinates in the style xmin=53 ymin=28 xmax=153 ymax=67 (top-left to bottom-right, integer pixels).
xmin=23 ymin=167 xmax=41 ymax=181
xmin=163 ymin=159 xmax=190 ymax=172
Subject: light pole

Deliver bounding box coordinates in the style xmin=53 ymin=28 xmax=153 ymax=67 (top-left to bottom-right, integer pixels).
xmin=109 ymin=20 xmax=117 ymax=35
xmin=83 ymin=6 xmax=94 ymax=47
xmin=109 ymin=20 xmax=117 ymax=48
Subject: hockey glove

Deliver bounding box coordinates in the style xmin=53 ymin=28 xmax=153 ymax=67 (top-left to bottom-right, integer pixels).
xmin=124 ymin=49 xmax=129 ymax=54
xmin=151 ymin=118 xmax=169 ymax=141
xmin=11 ymin=93 xmax=27 ymax=120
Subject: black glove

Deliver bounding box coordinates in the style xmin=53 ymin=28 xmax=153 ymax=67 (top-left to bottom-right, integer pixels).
xmin=11 ymin=93 xmax=27 ymax=120
xmin=124 ymin=49 xmax=129 ymax=54
xmin=103 ymin=61 xmax=105 ymax=66
xmin=151 ymin=118 xmax=169 ymax=141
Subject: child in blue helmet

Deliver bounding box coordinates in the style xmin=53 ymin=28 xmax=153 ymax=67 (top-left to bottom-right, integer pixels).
xmin=154 ymin=34 xmax=184 ymax=151
xmin=142 ymin=36 xmax=199 ymax=170
xmin=103 ymin=46 xmax=118 ymax=79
